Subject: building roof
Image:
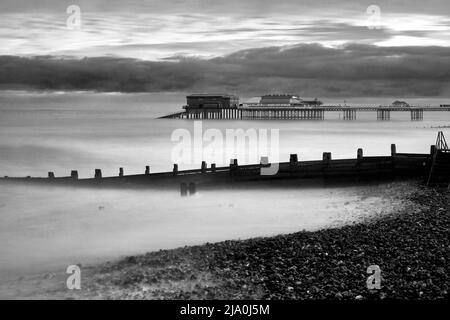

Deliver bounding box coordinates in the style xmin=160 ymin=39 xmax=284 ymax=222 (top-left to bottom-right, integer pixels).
xmin=300 ymin=97 xmax=319 ymax=101
xmin=391 ymin=100 xmax=410 ymax=106
xmin=187 ymin=94 xmax=238 ymax=98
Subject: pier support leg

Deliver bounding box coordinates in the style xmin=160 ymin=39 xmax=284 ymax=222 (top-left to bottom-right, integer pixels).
xmin=411 ymin=109 xmax=424 ymax=121
xmin=344 ymin=109 xmax=356 ymax=120
xmin=377 ymin=109 xmax=390 ymax=120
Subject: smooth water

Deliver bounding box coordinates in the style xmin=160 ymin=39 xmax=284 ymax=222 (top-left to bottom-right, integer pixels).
xmin=0 ymin=91 xmax=449 ymax=280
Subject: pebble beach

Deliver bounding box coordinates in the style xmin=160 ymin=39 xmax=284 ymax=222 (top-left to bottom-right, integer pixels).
xmin=3 ymin=180 xmax=447 ymax=300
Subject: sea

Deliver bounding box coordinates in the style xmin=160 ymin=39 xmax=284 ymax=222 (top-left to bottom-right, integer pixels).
xmin=0 ymin=90 xmax=449 ymax=280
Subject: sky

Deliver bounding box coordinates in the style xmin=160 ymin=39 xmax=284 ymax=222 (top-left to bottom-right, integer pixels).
xmin=1 ymin=0 xmax=449 ymax=59
xmin=0 ymin=0 xmax=449 ymax=96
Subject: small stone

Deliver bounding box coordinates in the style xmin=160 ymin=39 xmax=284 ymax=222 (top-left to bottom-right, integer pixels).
xmin=126 ymin=256 xmax=137 ymax=264
xmin=355 ymin=295 xmax=364 ymax=300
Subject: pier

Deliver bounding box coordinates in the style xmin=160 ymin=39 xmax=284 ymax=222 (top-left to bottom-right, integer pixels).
xmin=173 ymin=107 xmax=326 ymax=120
xmin=2 ymin=132 xmax=449 ymax=190
xmin=159 ymin=94 xmax=450 ymax=121
xmin=160 ymin=105 xmax=450 ymax=121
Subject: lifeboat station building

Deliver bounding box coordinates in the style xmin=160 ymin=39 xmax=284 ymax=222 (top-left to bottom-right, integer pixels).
xmin=186 ymin=94 xmax=239 ymax=109
xmin=183 ymin=94 xmax=240 ymax=119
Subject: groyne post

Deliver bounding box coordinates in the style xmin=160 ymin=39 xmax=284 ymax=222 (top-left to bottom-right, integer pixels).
xmin=201 ymin=161 xmax=207 ymax=173
xmin=211 ymin=163 xmax=216 ymax=173
xmin=357 ymin=148 xmax=363 ymax=160
xmin=260 ymin=156 xmax=269 ymax=167
xmin=391 ymin=144 xmax=397 ymax=156
xmin=230 ymin=159 xmax=238 ymax=175
xmin=289 ymin=154 xmax=298 ymax=171
xmin=71 ymin=170 xmax=78 ymax=180
xmin=290 ymin=154 xmax=298 ymax=164
xmin=173 ymin=164 xmax=178 ymax=176
xmin=322 ymin=152 xmax=331 ymax=172
xmin=323 ymin=152 xmax=332 ymax=162
xmin=95 ymin=169 xmax=102 ymax=179
xmin=119 ymin=167 xmax=124 ymax=177
xmin=48 ymin=172 xmax=55 ymax=179
xmin=430 ymin=145 xmax=437 ymax=156
xmin=145 ymin=166 xmax=150 ymax=175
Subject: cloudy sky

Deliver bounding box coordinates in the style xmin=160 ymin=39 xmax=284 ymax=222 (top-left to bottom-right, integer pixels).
xmin=1 ymin=0 xmax=449 ymax=59
xmin=0 ymin=0 xmax=449 ymax=96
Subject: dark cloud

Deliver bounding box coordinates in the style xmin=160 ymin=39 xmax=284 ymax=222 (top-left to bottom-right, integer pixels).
xmin=0 ymin=43 xmax=449 ymax=97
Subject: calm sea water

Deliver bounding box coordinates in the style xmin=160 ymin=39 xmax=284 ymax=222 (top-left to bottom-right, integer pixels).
xmin=0 ymin=91 xmax=449 ymax=280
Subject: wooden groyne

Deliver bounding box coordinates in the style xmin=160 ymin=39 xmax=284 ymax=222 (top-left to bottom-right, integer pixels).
xmin=2 ymin=132 xmax=449 ymax=191
xmin=1 ymin=144 xmax=447 ymax=191
xmin=160 ymin=106 xmax=450 ymax=121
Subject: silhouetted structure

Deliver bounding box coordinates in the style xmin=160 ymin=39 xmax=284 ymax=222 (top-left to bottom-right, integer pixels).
xmin=186 ymin=94 xmax=239 ymax=109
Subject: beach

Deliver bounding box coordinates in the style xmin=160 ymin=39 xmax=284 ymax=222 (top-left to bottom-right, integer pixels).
xmin=1 ymin=179 xmax=448 ymax=300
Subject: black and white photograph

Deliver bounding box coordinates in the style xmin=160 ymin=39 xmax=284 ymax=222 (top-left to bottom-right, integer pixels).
xmin=0 ymin=0 xmax=448 ymax=310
